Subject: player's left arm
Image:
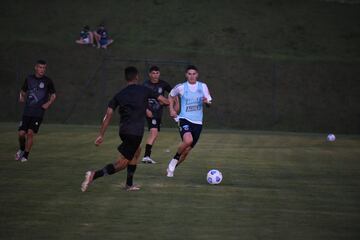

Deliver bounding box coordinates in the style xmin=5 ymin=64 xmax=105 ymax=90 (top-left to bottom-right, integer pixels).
xmin=42 ymin=94 xmax=56 ymax=110
xmin=157 ymin=95 xmax=169 ymax=106
xmin=202 ymin=83 xmax=212 ymax=106
xmin=146 ymin=108 xmax=153 ymax=118
xmin=42 ymin=79 xmax=57 ymax=110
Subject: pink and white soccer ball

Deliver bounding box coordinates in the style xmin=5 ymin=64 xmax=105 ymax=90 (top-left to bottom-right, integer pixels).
xmin=207 ymin=169 xmax=223 ymax=185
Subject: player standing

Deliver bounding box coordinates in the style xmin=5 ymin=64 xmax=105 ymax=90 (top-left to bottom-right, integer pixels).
xmin=15 ymin=60 xmax=56 ymax=162
xmin=166 ymin=65 xmax=212 ymax=177
xmin=142 ymin=65 xmax=176 ymax=164
xmin=81 ymin=66 xmax=169 ymax=192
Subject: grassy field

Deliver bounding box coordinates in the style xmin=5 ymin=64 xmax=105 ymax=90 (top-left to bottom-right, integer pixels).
xmin=0 ymin=123 xmax=359 ymax=239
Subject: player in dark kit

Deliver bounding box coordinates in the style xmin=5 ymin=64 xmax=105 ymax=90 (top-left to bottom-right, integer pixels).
xmin=15 ymin=60 xmax=56 ymax=162
xmin=81 ymin=66 xmax=169 ymax=192
xmin=142 ymin=66 xmax=176 ymax=164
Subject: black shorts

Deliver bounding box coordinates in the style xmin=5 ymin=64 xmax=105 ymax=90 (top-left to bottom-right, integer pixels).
xmin=18 ymin=116 xmax=43 ymax=133
xmin=178 ymin=118 xmax=203 ymax=148
xmin=146 ymin=117 xmax=161 ymax=131
xmin=117 ymin=134 xmax=143 ymax=160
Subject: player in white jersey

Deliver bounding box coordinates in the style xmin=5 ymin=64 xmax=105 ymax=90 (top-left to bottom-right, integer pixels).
xmin=166 ymin=65 xmax=212 ymax=177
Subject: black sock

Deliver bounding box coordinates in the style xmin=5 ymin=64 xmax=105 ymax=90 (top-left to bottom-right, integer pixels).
xmin=93 ymin=163 xmax=115 ymax=180
xmin=19 ymin=137 xmax=25 ymax=151
xmin=126 ymin=164 xmax=137 ymax=186
xmin=144 ymin=144 xmax=152 ymax=157
xmin=23 ymin=151 xmax=29 ymax=159
xmin=173 ymin=152 xmax=181 ymax=160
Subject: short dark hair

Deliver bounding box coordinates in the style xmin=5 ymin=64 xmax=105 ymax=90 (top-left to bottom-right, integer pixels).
xmin=36 ymin=60 xmax=47 ymax=65
xmin=185 ymin=65 xmax=198 ymax=72
xmin=149 ymin=65 xmax=160 ymax=73
xmin=125 ymin=66 xmax=139 ymax=81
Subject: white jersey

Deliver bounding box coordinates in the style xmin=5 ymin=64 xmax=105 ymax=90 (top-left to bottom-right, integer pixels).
xmin=170 ymin=81 xmax=212 ymax=124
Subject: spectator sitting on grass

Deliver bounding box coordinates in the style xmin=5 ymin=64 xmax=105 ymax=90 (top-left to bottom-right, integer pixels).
xmin=93 ymin=24 xmax=114 ymax=49
xmin=75 ymin=25 xmax=94 ymax=46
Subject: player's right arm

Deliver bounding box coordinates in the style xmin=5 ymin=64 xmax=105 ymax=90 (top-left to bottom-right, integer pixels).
xmin=95 ymin=107 xmax=113 ymax=146
xmin=19 ymin=90 xmax=26 ymax=102
xmin=19 ymin=78 xmax=28 ymax=102
xmin=168 ymin=83 xmax=183 ymax=118
xmin=168 ymin=95 xmax=178 ymax=118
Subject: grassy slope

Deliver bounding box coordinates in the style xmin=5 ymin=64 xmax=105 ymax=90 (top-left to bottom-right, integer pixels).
xmin=0 ymin=123 xmax=359 ymax=239
xmin=0 ymin=0 xmax=360 ymax=132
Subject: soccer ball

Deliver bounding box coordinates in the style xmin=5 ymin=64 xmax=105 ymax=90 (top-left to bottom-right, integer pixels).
xmin=327 ymin=133 xmax=336 ymax=142
xmin=207 ymin=169 xmax=223 ymax=185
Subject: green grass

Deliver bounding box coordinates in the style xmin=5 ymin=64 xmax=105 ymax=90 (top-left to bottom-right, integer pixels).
xmin=0 ymin=123 xmax=359 ymax=239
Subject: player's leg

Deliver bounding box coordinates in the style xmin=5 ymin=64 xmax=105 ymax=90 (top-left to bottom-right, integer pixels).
xmin=167 ymin=120 xmax=202 ymax=177
xmin=21 ymin=117 xmax=42 ymax=162
xmin=16 ymin=116 xmax=29 ymax=161
xmin=177 ymin=146 xmax=192 ymax=166
xmin=81 ymin=153 xmax=129 ymax=192
xmin=142 ymin=118 xmax=160 ymax=164
xmin=81 ymin=134 xmax=142 ymax=192
xmin=167 ymin=132 xmax=193 ymax=177
xmin=15 ymin=130 xmax=26 ymax=161
xmin=126 ymin=146 xmax=141 ymax=191
xmin=22 ymin=129 xmax=34 ymax=162
xmin=176 ymin=122 xmax=202 ymax=167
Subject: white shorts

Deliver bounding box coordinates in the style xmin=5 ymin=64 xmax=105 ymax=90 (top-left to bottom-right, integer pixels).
xmin=82 ymin=38 xmax=90 ymax=44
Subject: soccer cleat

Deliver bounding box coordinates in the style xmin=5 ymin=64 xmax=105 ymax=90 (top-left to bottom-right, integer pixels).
xmin=125 ymin=184 xmax=141 ymax=191
xmin=15 ymin=150 xmax=24 ymax=161
xmin=20 ymin=157 xmax=28 ymax=162
xmin=81 ymin=171 xmax=94 ymax=192
xmin=166 ymin=168 xmax=174 ymax=177
xmin=166 ymin=159 xmax=178 ymax=177
xmin=142 ymin=156 xmax=157 ymax=164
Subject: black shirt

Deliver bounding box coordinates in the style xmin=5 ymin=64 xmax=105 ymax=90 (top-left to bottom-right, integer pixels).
xmin=108 ymin=84 xmax=160 ymax=136
xmin=143 ymin=79 xmax=172 ymax=119
xmin=21 ymin=74 xmax=56 ymax=118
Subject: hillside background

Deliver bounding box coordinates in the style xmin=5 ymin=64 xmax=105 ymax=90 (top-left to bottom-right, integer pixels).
xmin=1 ymin=0 xmax=359 ymax=133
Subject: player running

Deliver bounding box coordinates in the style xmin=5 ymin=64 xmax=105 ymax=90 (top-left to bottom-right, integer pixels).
xmin=81 ymin=66 xmax=169 ymax=192
xmin=142 ymin=65 xmax=178 ymax=164
xmin=166 ymin=65 xmax=212 ymax=177
xmin=15 ymin=60 xmax=56 ymax=162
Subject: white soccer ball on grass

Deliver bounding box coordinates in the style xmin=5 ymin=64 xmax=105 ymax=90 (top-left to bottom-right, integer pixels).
xmin=327 ymin=133 xmax=336 ymax=142
xmin=207 ymin=169 xmax=223 ymax=185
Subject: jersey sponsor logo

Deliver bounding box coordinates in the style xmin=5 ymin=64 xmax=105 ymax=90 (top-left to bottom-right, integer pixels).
xmin=158 ymin=87 xmax=163 ymax=94
xmin=152 ymin=119 xmax=157 ymax=125
xmin=39 ymin=82 xmax=45 ymax=89
xmin=186 ymin=105 xmax=201 ymax=112
xmin=185 ymin=97 xmax=202 ymax=105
